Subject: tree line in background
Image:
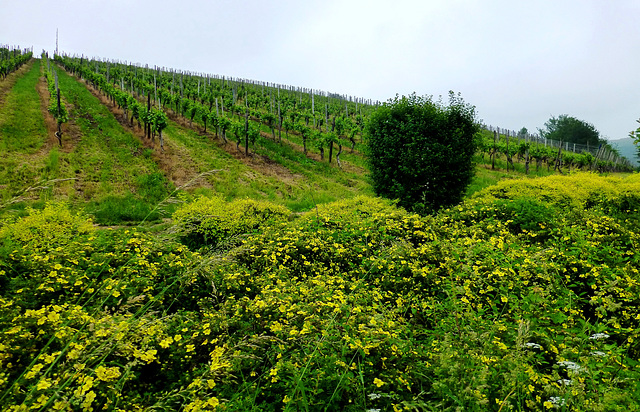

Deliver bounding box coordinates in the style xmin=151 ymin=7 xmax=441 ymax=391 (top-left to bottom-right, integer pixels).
xmin=539 ymin=114 xmax=601 ymax=147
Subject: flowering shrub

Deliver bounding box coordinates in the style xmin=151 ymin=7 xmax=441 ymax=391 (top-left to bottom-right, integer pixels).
xmin=2 ymin=173 xmax=640 ymax=410
xmin=173 ymin=196 xmax=291 ymax=250
xmin=0 ymin=204 xmax=226 ymax=411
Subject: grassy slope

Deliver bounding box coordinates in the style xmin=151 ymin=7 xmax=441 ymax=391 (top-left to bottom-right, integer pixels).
xmin=0 ymin=60 xmax=46 ymax=153
xmin=0 ymin=58 xmax=565 ymax=222
xmin=0 ymin=62 xmax=373 ymax=219
xmin=161 ymin=121 xmax=372 ymax=212
xmin=54 ymin=67 xmax=161 ymax=200
xmin=2 ymin=59 xmax=640 ymax=412
xmin=0 ymin=60 xmax=49 ymax=203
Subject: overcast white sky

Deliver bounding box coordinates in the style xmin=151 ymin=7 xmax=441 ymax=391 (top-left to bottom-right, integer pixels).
xmin=2 ymin=0 xmax=639 ymax=141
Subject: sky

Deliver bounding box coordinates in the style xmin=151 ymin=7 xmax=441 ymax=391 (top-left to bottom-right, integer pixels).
xmin=2 ymin=0 xmax=639 ymax=141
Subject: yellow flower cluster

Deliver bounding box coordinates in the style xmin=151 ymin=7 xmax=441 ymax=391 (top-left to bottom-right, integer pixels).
xmin=2 ymin=173 xmax=640 ymax=410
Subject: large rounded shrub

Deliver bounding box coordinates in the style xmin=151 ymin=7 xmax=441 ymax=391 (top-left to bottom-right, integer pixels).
xmin=365 ymin=92 xmax=479 ymax=214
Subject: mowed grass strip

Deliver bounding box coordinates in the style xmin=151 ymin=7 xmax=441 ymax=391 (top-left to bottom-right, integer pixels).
xmin=163 ymin=121 xmax=373 ymax=211
xmin=0 ymin=60 xmax=47 ymax=154
xmin=0 ymin=60 xmax=51 ymax=202
xmin=54 ymin=66 xmax=161 ymax=201
xmin=163 ymin=122 xmax=318 ymax=206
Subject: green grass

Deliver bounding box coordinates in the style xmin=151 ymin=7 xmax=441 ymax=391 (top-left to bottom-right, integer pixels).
xmin=55 ymin=68 xmax=161 ymax=199
xmin=163 ymin=120 xmax=373 ymax=212
xmin=48 ymin=67 xmax=176 ymax=225
xmin=0 ymin=62 xmax=372 ymax=221
xmin=0 ymin=60 xmax=47 ymax=154
xmin=0 ymin=63 xmax=175 ymax=224
xmin=0 ymin=60 xmax=50 ymax=202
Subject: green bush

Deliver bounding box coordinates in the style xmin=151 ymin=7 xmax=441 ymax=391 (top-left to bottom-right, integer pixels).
xmin=173 ymin=196 xmax=291 ymax=249
xmin=365 ymin=92 xmax=479 ymax=214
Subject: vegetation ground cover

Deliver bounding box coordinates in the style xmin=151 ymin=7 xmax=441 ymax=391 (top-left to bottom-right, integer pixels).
xmin=0 ymin=60 xmax=50 ymax=205
xmin=1 ymin=58 xmax=640 ymax=411
xmin=2 ymin=172 xmax=640 ymax=411
xmin=42 ymin=60 xmax=375 ymax=216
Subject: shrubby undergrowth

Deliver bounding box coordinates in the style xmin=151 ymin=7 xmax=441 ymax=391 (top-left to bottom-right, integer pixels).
xmin=1 ymin=172 xmax=640 ymax=411
xmin=173 ymin=196 xmax=291 ymax=250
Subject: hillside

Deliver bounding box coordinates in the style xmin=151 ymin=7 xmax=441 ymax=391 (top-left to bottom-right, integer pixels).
xmin=1 ymin=56 xmax=633 ymax=224
xmin=1 ymin=56 xmax=640 ymax=411
xmin=0 ymin=58 xmax=375 ymax=222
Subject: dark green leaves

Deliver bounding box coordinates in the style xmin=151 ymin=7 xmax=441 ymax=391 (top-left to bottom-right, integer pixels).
xmin=365 ymin=92 xmax=479 ymax=214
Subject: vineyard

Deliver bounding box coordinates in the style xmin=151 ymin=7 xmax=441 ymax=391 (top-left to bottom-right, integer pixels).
xmin=54 ymin=53 xmax=372 ymax=166
xmin=478 ymin=126 xmax=633 ymax=175
xmin=1 ymin=49 xmax=640 ymax=411
xmin=0 ymin=46 xmax=32 ymax=81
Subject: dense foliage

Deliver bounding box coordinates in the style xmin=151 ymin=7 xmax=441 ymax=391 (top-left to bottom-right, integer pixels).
xmin=539 ymin=115 xmax=602 ymax=147
xmin=173 ymin=196 xmax=291 ymax=250
xmin=0 ymin=47 xmax=32 ymax=80
xmin=2 ymin=172 xmax=640 ymax=411
xmin=365 ymin=92 xmax=479 ymax=214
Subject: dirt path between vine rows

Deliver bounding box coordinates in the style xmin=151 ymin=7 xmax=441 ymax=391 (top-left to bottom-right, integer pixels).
xmin=34 ymin=68 xmax=83 ymax=154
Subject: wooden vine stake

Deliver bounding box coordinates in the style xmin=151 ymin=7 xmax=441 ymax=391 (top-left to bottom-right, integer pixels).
xmin=525 ymin=135 xmax=530 ymax=175
xmin=244 ymin=107 xmax=249 ymax=156
xmin=329 ymin=116 xmax=335 ymax=163
xmin=277 ymin=99 xmax=282 ymax=143
xmin=554 ymin=143 xmax=563 ymax=174
xmin=491 ymin=130 xmax=497 ymax=170
xmin=215 ymin=98 xmax=220 ymax=138
xmin=505 ymin=130 xmax=512 ymax=171
xmin=54 ymin=71 xmax=62 ymax=146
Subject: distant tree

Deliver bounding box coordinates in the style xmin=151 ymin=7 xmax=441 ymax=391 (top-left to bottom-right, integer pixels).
xmin=539 ymin=115 xmax=602 ymax=146
xmin=517 ymin=127 xmax=528 ymax=139
xmin=365 ymin=92 xmax=479 ymax=214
